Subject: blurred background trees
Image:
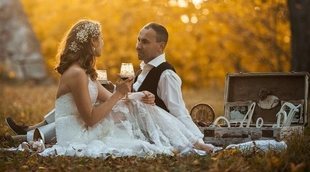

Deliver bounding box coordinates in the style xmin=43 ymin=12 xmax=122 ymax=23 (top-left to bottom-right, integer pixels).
xmin=1 ymin=0 xmax=293 ymax=88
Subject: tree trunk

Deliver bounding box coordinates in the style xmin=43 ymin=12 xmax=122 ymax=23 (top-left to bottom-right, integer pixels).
xmin=0 ymin=0 xmax=47 ymax=80
xmin=288 ymin=0 xmax=310 ymax=72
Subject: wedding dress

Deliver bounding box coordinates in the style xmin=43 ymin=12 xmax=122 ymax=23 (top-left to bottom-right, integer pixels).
xmin=40 ymin=77 xmax=200 ymax=157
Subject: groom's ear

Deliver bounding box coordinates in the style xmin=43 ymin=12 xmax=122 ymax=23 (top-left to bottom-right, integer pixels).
xmin=159 ymin=42 xmax=166 ymax=51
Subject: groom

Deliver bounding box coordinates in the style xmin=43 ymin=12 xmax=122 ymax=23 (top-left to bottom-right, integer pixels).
xmin=6 ymin=22 xmax=203 ymax=142
xmin=133 ymin=22 xmax=203 ymax=139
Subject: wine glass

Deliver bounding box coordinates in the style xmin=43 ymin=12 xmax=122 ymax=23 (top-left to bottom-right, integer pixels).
xmin=119 ymin=63 xmax=135 ymax=99
xmin=97 ymin=69 xmax=108 ymax=85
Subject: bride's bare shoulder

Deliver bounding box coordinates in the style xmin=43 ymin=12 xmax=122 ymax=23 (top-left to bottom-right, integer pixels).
xmin=57 ymin=65 xmax=87 ymax=98
xmin=63 ymin=65 xmax=87 ymax=79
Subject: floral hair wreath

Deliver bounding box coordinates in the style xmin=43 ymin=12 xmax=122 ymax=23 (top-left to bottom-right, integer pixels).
xmin=69 ymin=22 xmax=101 ymax=52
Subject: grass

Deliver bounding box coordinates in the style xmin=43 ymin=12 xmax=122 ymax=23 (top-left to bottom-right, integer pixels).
xmin=0 ymin=81 xmax=309 ymax=171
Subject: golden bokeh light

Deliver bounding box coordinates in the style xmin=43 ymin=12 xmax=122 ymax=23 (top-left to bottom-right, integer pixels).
xmin=19 ymin=0 xmax=290 ymax=88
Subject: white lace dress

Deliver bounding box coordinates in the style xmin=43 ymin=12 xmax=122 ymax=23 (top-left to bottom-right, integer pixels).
xmin=40 ymin=78 xmax=201 ymax=157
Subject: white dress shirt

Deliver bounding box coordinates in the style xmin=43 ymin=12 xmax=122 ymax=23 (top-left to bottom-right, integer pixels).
xmin=133 ymin=54 xmax=203 ymax=139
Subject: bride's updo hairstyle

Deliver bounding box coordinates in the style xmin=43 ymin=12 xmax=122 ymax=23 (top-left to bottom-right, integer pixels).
xmin=55 ymin=19 xmax=101 ymax=80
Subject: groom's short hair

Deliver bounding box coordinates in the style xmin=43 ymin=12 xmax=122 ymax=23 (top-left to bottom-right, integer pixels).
xmin=144 ymin=22 xmax=168 ymax=43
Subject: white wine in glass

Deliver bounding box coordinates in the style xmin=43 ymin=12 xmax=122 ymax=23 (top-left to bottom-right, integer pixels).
xmin=97 ymin=69 xmax=108 ymax=85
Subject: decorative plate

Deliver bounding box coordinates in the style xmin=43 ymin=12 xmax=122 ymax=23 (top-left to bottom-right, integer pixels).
xmin=190 ymin=103 xmax=215 ymax=127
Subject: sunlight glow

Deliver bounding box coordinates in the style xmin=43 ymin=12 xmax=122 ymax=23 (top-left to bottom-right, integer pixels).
xmin=168 ymin=0 xmax=177 ymax=6
xmin=202 ymin=8 xmax=209 ymax=15
xmin=195 ymin=4 xmax=201 ymax=9
xmin=168 ymin=0 xmax=206 ymax=8
xmin=181 ymin=14 xmax=199 ymax=24
xmin=178 ymin=0 xmax=188 ymax=8
xmin=254 ymin=6 xmax=261 ymax=11
xmin=192 ymin=0 xmax=202 ymax=9
xmin=191 ymin=15 xmax=198 ymax=24
xmin=192 ymin=0 xmax=202 ymax=6
xmin=181 ymin=14 xmax=190 ymax=23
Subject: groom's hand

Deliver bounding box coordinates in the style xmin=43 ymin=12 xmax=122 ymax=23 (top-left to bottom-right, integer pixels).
xmin=141 ymin=91 xmax=155 ymax=105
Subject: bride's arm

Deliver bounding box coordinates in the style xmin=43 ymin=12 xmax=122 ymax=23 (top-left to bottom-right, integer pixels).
xmin=96 ymin=81 xmax=113 ymax=102
xmin=67 ymin=69 xmax=131 ymax=127
xmin=96 ymin=80 xmax=155 ymax=105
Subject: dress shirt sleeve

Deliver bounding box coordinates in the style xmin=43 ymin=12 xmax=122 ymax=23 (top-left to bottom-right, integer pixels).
xmin=157 ymin=70 xmax=189 ymax=118
xmin=157 ymin=70 xmax=204 ymax=139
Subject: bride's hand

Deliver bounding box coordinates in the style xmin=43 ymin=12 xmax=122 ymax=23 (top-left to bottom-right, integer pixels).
xmin=141 ymin=91 xmax=155 ymax=105
xmin=115 ymin=77 xmax=133 ymax=97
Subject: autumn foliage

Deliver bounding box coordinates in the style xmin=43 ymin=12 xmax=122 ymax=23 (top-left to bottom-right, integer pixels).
xmin=21 ymin=0 xmax=290 ymax=88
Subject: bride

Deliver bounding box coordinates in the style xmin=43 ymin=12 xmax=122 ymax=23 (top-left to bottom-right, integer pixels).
xmin=41 ymin=19 xmax=214 ymax=157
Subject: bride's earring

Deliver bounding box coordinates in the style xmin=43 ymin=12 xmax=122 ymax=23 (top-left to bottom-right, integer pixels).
xmin=93 ymin=47 xmax=96 ymax=52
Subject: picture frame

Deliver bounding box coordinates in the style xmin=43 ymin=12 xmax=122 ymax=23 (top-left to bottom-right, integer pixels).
xmin=224 ymin=101 xmax=253 ymax=124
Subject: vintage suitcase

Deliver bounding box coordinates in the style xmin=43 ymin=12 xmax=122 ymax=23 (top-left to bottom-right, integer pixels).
xmin=200 ymin=72 xmax=309 ymax=146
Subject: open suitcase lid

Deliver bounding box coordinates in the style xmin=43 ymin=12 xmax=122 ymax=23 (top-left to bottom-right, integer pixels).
xmin=224 ymin=72 xmax=309 ymax=126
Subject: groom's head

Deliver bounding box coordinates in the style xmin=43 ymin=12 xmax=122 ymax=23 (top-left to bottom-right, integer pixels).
xmin=136 ymin=22 xmax=168 ymax=63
